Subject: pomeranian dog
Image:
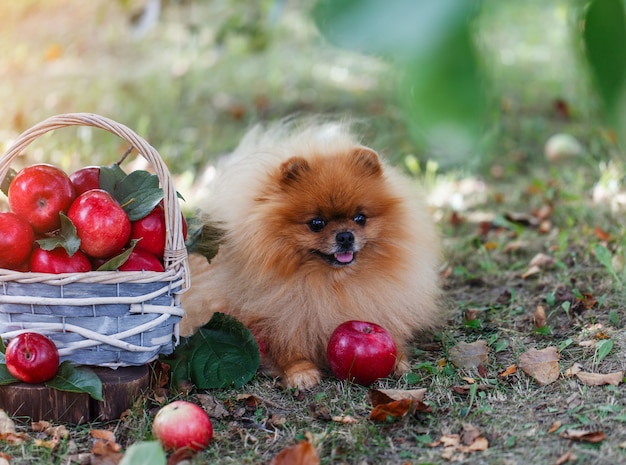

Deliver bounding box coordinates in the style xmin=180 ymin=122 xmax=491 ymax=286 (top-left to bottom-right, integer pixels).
xmin=180 ymin=119 xmax=443 ymax=389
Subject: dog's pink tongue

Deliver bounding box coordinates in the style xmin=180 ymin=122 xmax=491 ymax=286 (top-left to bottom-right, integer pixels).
xmin=335 ymin=252 xmax=354 ymax=263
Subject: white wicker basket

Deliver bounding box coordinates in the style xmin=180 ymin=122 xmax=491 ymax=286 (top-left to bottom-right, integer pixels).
xmin=0 ymin=113 xmax=189 ymax=367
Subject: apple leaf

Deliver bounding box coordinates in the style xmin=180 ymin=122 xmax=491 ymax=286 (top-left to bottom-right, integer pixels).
xmin=96 ymin=239 xmax=140 ymax=271
xmin=0 ymin=358 xmax=19 ymax=386
xmin=0 ymin=337 xmax=5 ymax=354
xmin=36 ymin=212 xmax=81 ymax=256
xmin=162 ymin=313 xmax=260 ymax=389
xmin=119 ymin=441 xmax=166 ymax=465
xmin=99 ymin=163 xmax=128 ymax=195
xmin=115 ymin=169 xmax=159 ymax=199
xmin=45 ymin=362 xmax=104 ymax=401
xmin=0 ymin=167 xmax=17 ymax=196
xmin=119 ymin=187 xmax=164 ymax=222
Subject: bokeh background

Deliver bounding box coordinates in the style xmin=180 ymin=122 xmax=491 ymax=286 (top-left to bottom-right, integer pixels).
xmin=0 ymin=0 xmax=621 ymax=211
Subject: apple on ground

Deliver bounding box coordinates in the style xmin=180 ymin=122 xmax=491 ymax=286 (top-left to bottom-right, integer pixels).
xmin=0 ymin=212 xmax=35 ymax=270
xmin=67 ymin=189 xmax=131 ymax=258
xmin=8 ymin=163 xmax=76 ymax=233
xmin=69 ymin=166 xmax=101 ymax=195
xmin=29 ymin=246 xmax=92 ymax=273
xmin=152 ymin=400 xmax=213 ymax=451
xmin=5 ymin=332 xmax=60 ymax=384
xmin=327 ymin=320 xmax=398 ymax=386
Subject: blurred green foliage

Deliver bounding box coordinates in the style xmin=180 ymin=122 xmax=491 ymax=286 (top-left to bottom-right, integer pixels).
xmin=314 ymin=0 xmax=626 ymax=160
xmin=582 ymin=0 xmax=626 ymax=144
xmin=313 ymin=0 xmax=489 ymax=165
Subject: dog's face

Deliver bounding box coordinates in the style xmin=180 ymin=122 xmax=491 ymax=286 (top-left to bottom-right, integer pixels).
xmin=254 ymin=147 xmax=401 ymax=275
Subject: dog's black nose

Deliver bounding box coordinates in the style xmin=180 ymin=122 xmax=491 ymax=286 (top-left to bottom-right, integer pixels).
xmin=336 ymin=231 xmax=355 ymax=247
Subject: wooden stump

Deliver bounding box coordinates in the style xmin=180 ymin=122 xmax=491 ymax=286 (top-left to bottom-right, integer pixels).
xmin=0 ymin=365 xmax=150 ymax=424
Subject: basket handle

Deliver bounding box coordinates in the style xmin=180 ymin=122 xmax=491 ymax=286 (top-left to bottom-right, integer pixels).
xmin=0 ymin=113 xmax=189 ymax=283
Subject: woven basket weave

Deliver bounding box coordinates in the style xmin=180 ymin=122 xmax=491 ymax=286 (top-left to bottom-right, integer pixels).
xmin=0 ymin=113 xmax=189 ymax=367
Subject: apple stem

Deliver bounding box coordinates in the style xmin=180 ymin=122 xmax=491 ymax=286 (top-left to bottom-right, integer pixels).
xmin=116 ymin=146 xmax=134 ymax=166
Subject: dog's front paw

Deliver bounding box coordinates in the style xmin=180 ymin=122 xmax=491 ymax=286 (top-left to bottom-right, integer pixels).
xmin=393 ymin=355 xmax=411 ymax=378
xmin=281 ymin=360 xmax=322 ymax=390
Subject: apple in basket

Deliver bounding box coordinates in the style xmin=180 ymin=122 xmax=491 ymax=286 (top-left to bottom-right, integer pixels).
xmin=69 ymin=165 xmax=101 ymax=195
xmin=29 ymin=246 xmax=92 ymax=273
xmin=0 ymin=212 xmax=35 ymax=270
xmin=152 ymin=400 xmax=213 ymax=451
xmin=118 ymin=248 xmax=164 ymax=272
xmin=5 ymin=332 xmax=60 ymax=384
xmin=8 ymin=163 xmax=76 ymax=234
xmin=67 ymin=189 xmax=131 ymax=258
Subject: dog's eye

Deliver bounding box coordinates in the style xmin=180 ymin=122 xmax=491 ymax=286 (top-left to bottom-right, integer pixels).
xmin=308 ymin=217 xmax=327 ymax=232
xmin=353 ymin=213 xmax=367 ymax=226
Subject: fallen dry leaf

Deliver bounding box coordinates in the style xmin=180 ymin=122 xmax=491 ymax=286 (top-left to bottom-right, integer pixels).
xmin=528 ymin=253 xmax=555 ymax=268
xmin=270 ymin=440 xmax=320 ymax=465
xmin=548 ymin=421 xmax=562 ymax=434
xmin=0 ymin=410 xmax=15 ymax=435
xmin=430 ymin=424 xmax=489 ymax=459
xmin=451 ymin=384 xmax=494 ymax=395
xmin=331 ymin=415 xmax=359 ymax=424
xmin=499 ymin=364 xmax=517 ymax=377
xmin=196 ymin=394 xmax=230 ymax=419
xmin=555 ymin=450 xmax=578 ymax=465
xmin=448 ymin=340 xmax=490 ymax=369
xmin=91 ymin=429 xmax=122 ymax=461
xmin=575 ymin=370 xmax=623 ymax=386
xmin=594 ymin=226 xmax=611 ymax=242
xmin=534 ymin=305 xmax=547 ymax=328
xmin=559 ymin=429 xmax=605 ymax=443
xmin=521 ymin=253 xmax=555 ymax=279
xmin=0 ymin=409 xmax=29 ymax=445
xmin=565 ymin=362 xmax=623 ymax=385
xmin=521 ymin=265 xmax=542 ymax=279
xmin=369 ymin=388 xmax=430 ymax=422
xmin=518 ymin=347 xmax=560 ymax=385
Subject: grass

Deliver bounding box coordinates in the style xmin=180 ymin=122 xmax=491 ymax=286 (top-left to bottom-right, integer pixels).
xmin=1 ymin=1 xmax=626 ymax=464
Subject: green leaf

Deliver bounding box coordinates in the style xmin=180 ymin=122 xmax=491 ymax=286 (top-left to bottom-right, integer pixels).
xmin=185 ymin=216 xmax=224 ymax=262
xmin=164 ymin=313 xmax=260 ymax=390
xmin=45 ymin=362 xmax=104 ymax=401
xmin=595 ymin=339 xmax=614 ymax=366
xmin=190 ymin=314 xmax=260 ymax=389
xmin=594 ymin=244 xmax=622 ymax=286
xmin=0 ymin=360 xmax=19 ymax=386
xmin=0 ymin=337 xmax=5 ymax=354
xmin=582 ymin=0 xmax=626 ymax=123
xmin=119 ymin=441 xmax=166 ymax=465
xmin=115 ymin=170 xmax=159 ymax=202
xmin=0 ymin=167 xmax=17 ymax=197
xmin=99 ymin=163 xmax=128 ymax=196
xmin=313 ymin=0 xmax=488 ymax=162
xmin=119 ymin=187 xmax=164 ymax=222
xmin=96 ymin=239 xmax=140 ymax=271
xmin=36 ymin=212 xmax=81 ymax=256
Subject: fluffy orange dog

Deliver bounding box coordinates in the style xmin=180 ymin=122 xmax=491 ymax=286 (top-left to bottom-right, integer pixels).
xmin=180 ymin=119 xmax=443 ymax=389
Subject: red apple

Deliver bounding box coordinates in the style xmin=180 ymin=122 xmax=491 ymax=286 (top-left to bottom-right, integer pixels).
xmin=8 ymin=164 xmax=76 ymax=233
xmin=152 ymin=400 xmax=213 ymax=451
xmin=327 ymin=320 xmax=398 ymax=386
xmin=70 ymin=166 xmax=100 ymax=195
xmin=0 ymin=212 xmax=35 ymax=270
xmin=67 ymin=189 xmax=131 ymax=258
xmin=29 ymin=246 xmax=92 ymax=273
xmin=5 ymin=332 xmax=60 ymax=384
xmin=118 ymin=248 xmax=164 ymax=272
xmin=130 ymin=205 xmax=167 ymax=256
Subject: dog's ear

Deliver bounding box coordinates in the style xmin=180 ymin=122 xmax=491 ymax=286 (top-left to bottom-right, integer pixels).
xmin=351 ymin=146 xmax=382 ymax=177
xmin=280 ymin=156 xmax=310 ymax=185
